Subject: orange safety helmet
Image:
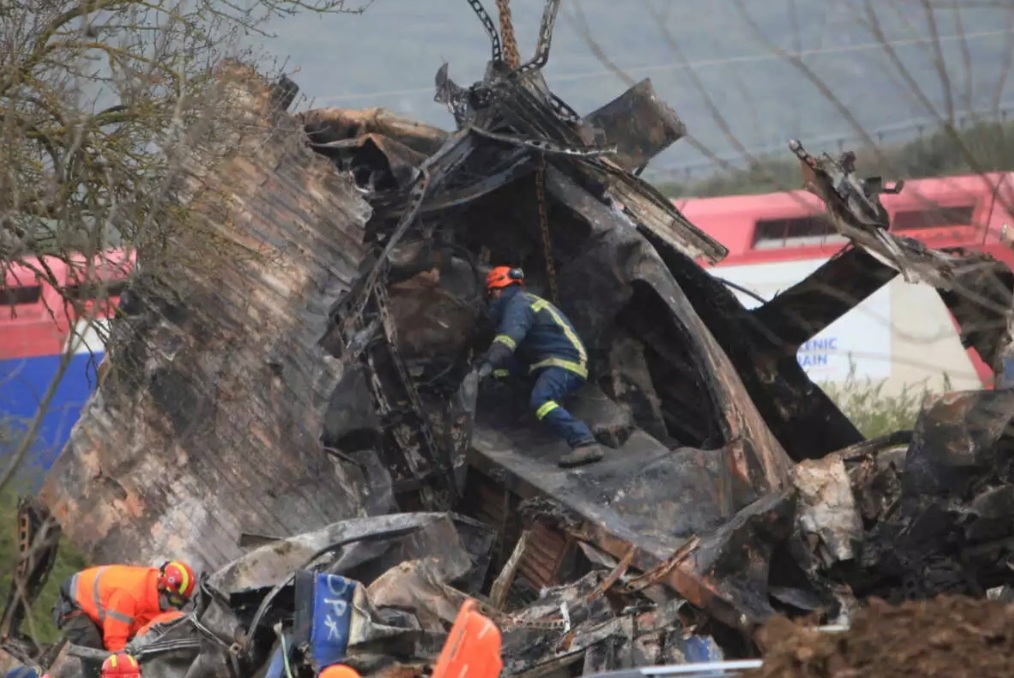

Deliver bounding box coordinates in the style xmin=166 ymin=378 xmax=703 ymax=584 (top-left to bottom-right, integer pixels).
xmin=318 ymin=665 xmax=360 ymax=678
xmin=484 ymin=266 xmax=524 ymax=295
xmin=100 ymin=653 xmax=140 ymax=678
xmin=157 ymin=561 xmax=196 ymax=606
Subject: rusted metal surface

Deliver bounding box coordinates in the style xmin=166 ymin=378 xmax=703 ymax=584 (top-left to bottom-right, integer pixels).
xmin=300 ymin=106 xmax=450 ymax=156
xmin=517 ymin=520 xmax=573 ymax=589
xmin=489 ymin=529 xmax=530 ymax=608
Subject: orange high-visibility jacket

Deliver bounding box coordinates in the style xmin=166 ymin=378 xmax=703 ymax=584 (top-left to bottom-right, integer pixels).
xmin=69 ymin=565 xmax=164 ymax=651
xmin=136 ymin=609 xmax=185 ymax=638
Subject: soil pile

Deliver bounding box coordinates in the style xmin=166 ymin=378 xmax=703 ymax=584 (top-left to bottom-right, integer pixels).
xmin=745 ymin=595 xmax=1014 ymax=677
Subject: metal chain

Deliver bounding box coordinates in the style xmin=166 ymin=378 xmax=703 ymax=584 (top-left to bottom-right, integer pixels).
xmin=494 ymin=0 xmax=557 ymax=303
xmin=495 ymin=0 xmax=521 ymax=69
xmin=535 ymin=156 xmax=557 ymax=303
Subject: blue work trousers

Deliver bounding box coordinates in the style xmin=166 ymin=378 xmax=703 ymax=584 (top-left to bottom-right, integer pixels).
xmin=528 ymin=366 xmax=596 ymax=448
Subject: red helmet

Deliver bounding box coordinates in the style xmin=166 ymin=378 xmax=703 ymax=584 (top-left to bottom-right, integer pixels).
xmin=158 ymin=561 xmax=196 ymax=605
xmin=100 ymin=653 xmax=140 ymax=678
xmin=484 ymin=266 xmax=524 ymax=295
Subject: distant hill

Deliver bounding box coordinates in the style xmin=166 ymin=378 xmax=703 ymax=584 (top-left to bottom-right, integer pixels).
xmin=258 ymin=0 xmax=1014 ymax=179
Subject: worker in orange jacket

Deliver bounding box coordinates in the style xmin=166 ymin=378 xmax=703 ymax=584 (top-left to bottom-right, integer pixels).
xmin=53 ymin=561 xmax=197 ymax=652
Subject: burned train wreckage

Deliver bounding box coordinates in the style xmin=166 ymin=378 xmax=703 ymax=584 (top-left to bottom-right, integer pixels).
xmin=5 ymin=0 xmax=1014 ymax=676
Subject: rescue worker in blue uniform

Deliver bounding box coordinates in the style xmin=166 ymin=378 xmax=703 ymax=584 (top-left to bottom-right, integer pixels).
xmin=474 ymin=266 xmax=605 ymax=468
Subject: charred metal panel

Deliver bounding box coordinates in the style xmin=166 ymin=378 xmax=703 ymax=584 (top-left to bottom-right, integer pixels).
xmin=582 ymin=79 xmax=687 ymax=172
xmin=355 ymin=283 xmax=458 ymax=510
xmin=857 ymin=390 xmax=1014 ymax=600
xmin=643 ymin=230 xmax=866 ymax=461
xmin=751 ymin=247 xmax=899 ymax=348
xmin=547 ymin=167 xmax=793 ymax=486
xmin=935 ymin=248 xmax=1014 ymax=371
xmin=466 ymin=397 xmax=789 ymax=627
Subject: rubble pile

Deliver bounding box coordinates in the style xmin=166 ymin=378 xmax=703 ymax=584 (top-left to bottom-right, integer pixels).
xmin=4 ymin=0 xmax=1014 ymax=676
xmin=747 ymin=596 xmax=1014 ymax=678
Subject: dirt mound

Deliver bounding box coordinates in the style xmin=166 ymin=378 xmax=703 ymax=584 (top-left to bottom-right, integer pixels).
xmin=746 ymin=596 xmax=1014 ymax=678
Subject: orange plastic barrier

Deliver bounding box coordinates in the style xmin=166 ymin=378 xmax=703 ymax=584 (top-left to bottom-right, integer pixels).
xmin=431 ymin=599 xmax=503 ymax=678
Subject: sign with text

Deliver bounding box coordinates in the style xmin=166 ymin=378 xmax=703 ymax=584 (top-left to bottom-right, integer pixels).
xmin=710 ymin=258 xmax=892 ymax=383
xmin=310 ymin=573 xmax=356 ymax=667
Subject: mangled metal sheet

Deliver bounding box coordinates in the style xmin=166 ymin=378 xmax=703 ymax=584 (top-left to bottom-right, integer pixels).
xmin=207 ymin=512 xmax=495 ymax=597
xmin=792 ymin=140 xmax=1014 ymax=305
xmin=789 ymin=141 xmax=1014 ymax=396
xmin=790 ymin=457 xmax=863 ymax=569
xmin=543 ymin=167 xmax=792 ymax=481
xmin=466 ymin=407 xmax=795 ymax=629
xmin=38 ymin=62 xmax=380 ymax=570
xmin=851 ymin=390 xmax=1014 ymax=600
xmin=581 ymin=79 xmax=687 ymax=173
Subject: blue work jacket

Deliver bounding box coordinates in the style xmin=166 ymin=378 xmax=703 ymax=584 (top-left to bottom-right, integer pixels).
xmin=487 ymin=285 xmax=588 ymax=378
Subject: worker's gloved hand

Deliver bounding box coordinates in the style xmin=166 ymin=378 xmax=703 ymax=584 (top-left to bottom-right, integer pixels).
xmin=475 ymin=342 xmax=511 ymax=377
xmin=476 ymin=362 xmax=494 ymax=379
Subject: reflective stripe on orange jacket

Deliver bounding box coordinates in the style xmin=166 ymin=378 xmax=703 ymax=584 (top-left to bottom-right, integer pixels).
xmin=69 ymin=565 xmax=163 ymax=651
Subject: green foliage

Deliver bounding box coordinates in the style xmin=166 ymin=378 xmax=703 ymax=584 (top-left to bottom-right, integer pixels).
xmin=0 ymin=486 xmax=91 ymax=640
xmin=819 ymin=368 xmax=953 ymax=439
xmin=660 ymin=118 xmax=1014 ymax=198
xmin=0 ymin=487 xmax=90 ymax=643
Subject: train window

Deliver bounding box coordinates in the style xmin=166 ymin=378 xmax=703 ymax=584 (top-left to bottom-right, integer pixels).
xmin=0 ymin=284 xmax=42 ymax=307
xmin=752 ymin=215 xmax=848 ymax=250
xmin=892 ymin=204 xmax=976 ymax=231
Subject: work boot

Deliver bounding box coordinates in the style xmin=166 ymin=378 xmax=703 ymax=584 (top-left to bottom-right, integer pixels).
xmin=558 ymin=442 xmax=604 ymax=468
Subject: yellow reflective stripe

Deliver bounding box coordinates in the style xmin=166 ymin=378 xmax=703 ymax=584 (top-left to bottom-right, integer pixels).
xmin=529 ymin=297 xmax=588 ymax=366
xmin=536 ymin=401 xmax=559 ymax=419
xmin=108 ymin=609 xmax=134 ymax=624
xmin=493 ymin=334 xmax=516 ymax=350
xmin=530 ymin=358 xmax=588 ymax=378
xmin=171 ymin=561 xmax=191 ymax=596
xmin=492 ymin=369 xmax=510 ymax=378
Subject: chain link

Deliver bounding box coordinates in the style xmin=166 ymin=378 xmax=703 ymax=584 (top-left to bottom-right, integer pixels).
xmin=535 ymin=156 xmax=557 ymax=303
xmin=495 ymin=0 xmax=521 ymax=69
xmin=495 ymin=0 xmax=557 ymax=303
